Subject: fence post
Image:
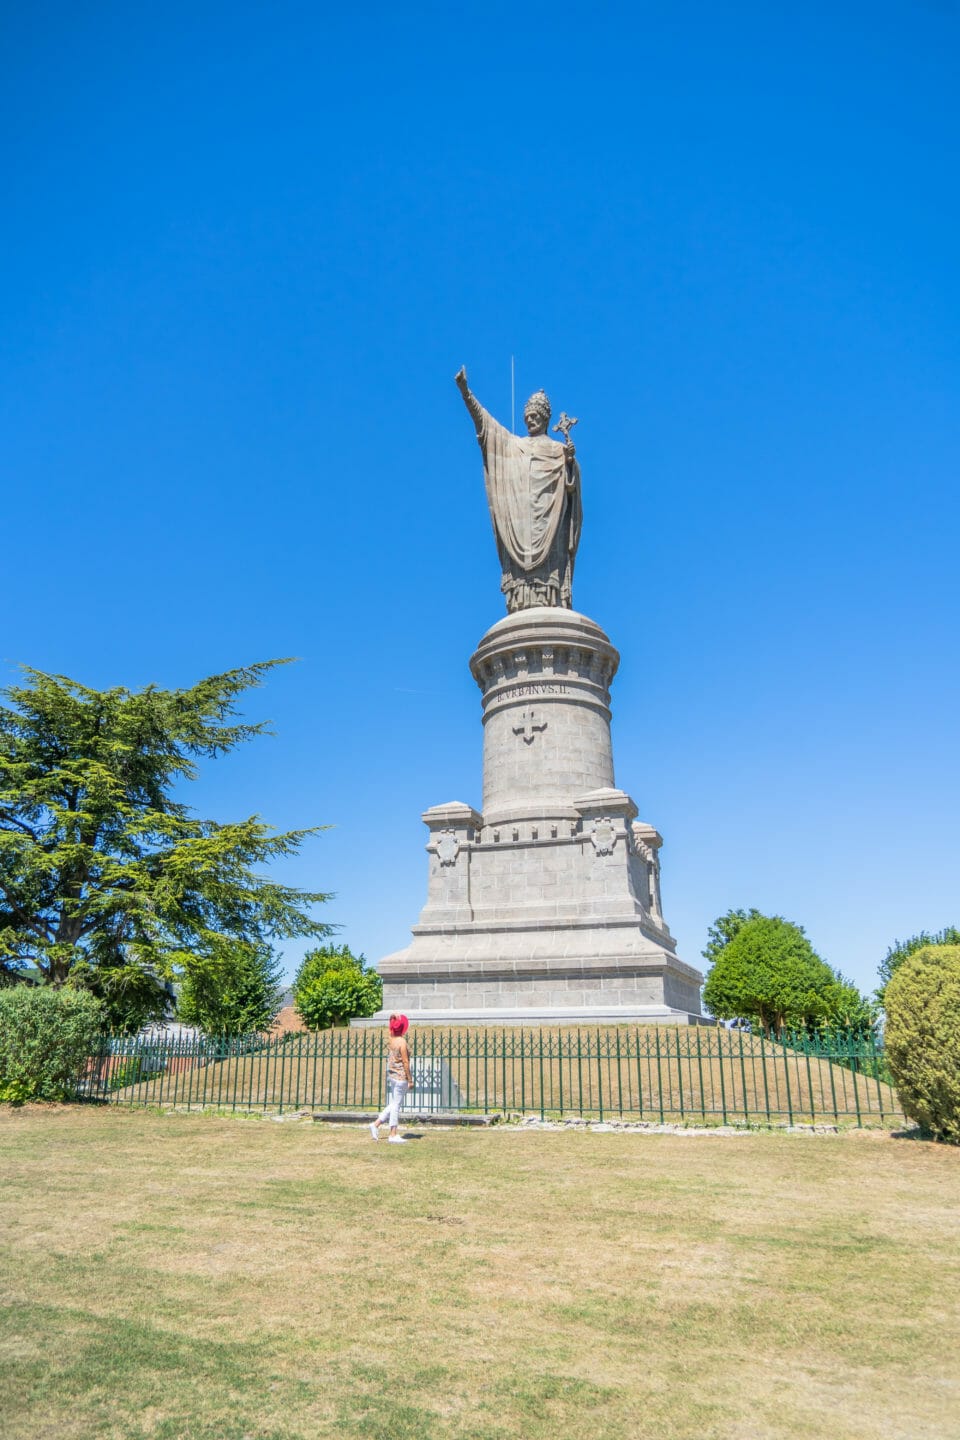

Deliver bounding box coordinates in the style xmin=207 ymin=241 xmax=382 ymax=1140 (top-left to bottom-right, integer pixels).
xmin=759 ymin=1031 xmax=772 ymax=1123
xmin=847 ymin=1030 xmax=863 ymax=1126
xmin=518 ymin=1029 xmax=526 ymax=1115
xmin=825 ymin=1032 xmax=840 ymax=1122
xmin=801 ymin=1033 xmax=815 ymax=1124
xmin=595 ymin=1029 xmax=604 ymax=1121
xmin=176 ymin=1032 xmax=188 ymax=1109
xmin=484 ymin=1028 xmax=491 ymax=1115
xmin=293 ymin=1030 xmax=304 ymax=1110
xmin=576 ymin=1029 xmax=584 ymax=1120
xmin=735 ymin=1027 xmax=748 ymax=1124
xmin=557 ymin=1031 xmax=565 ymax=1118
xmin=613 ymin=1028 xmax=622 ymax=1117
xmin=870 ymin=1030 xmax=886 ymax=1124
xmin=197 ymin=1037 xmax=208 ymax=1109
xmin=779 ymin=1031 xmax=794 ymax=1126
xmin=277 ymin=1033 xmax=289 ymax=1114
xmin=210 ymin=1037 xmax=221 ymax=1110
xmin=716 ymin=1027 xmax=728 ymax=1124
xmin=655 ymin=1029 xmax=665 ymax=1123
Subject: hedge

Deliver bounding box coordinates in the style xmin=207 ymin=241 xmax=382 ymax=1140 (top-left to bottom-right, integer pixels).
xmin=0 ymin=987 xmax=104 ymax=1103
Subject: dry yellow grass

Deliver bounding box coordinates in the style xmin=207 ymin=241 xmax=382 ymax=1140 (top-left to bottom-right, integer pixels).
xmin=107 ymin=1026 xmax=903 ymax=1125
xmin=2 ymin=1105 xmax=957 ymax=1438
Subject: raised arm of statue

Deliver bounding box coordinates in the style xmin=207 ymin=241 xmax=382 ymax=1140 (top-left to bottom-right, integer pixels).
xmin=455 ymin=365 xmax=486 ymax=436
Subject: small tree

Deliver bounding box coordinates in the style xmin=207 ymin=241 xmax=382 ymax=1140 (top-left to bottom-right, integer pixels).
xmin=878 ymin=927 xmax=960 ymax=1001
xmin=702 ymin=915 xmax=871 ymax=1036
xmin=0 ymin=662 xmax=332 ymax=1019
xmin=177 ymin=940 xmax=285 ymax=1037
xmin=294 ymin=943 xmax=382 ymax=1030
xmin=0 ymin=987 xmax=104 ymax=1103
xmin=885 ymin=945 xmax=960 ymax=1142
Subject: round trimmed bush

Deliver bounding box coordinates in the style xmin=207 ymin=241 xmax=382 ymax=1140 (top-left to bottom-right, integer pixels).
xmin=884 ymin=944 xmax=960 ymax=1142
xmin=296 ymin=966 xmax=382 ymax=1030
xmin=293 ymin=944 xmax=382 ymax=1030
xmin=702 ymin=915 xmax=863 ymax=1034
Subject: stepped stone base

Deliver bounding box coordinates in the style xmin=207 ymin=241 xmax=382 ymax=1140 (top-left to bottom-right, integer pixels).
xmin=367 ymin=936 xmax=703 ymax=1027
xmin=365 ymin=608 xmax=704 ymax=1027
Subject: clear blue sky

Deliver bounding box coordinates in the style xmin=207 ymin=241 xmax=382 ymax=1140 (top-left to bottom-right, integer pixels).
xmin=3 ymin=2 xmax=958 ymax=998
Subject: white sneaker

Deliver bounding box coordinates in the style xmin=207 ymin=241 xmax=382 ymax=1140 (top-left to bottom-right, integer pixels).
xmin=369 ymin=1123 xmax=379 ymax=1140
xmin=387 ymin=1135 xmax=407 ymax=1144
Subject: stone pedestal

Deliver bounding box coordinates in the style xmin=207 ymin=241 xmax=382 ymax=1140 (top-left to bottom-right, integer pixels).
xmin=366 ymin=608 xmax=703 ymax=1025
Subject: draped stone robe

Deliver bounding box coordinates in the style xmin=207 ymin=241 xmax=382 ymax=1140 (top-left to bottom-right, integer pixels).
xmin=468 ymin=399 xmax=582 ymax=613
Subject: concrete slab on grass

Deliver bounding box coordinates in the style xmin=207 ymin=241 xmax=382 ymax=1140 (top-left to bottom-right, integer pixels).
xmin=312 ymin=1111 xmax=499 ymax=1127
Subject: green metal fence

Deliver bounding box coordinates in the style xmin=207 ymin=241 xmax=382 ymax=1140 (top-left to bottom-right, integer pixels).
xmin=79 ymin=1026 xmax=903 ymax=1127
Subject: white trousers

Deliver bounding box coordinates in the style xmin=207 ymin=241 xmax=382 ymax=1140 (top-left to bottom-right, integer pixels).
xmin=376 ymin=1079 xmax=408 ymax=1129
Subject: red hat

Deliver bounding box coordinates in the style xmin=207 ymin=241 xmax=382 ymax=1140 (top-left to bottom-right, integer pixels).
xmin=388 ymin=1014 xmax=409 ymax=1036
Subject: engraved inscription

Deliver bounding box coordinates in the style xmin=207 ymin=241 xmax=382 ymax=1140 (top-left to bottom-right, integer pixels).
xmin=511 ymin=683 xmax=569 ymax=697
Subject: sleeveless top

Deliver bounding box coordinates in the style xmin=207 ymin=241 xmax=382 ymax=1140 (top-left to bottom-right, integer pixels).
xmin=386 ymin=1038 xmax=408 ymax=1083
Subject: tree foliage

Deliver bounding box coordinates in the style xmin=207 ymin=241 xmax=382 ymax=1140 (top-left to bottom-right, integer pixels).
xmin=0 ymin=987 xmax=104 ymax=1103
xmin=177 ymin=940 xmax=285 ymax=1037
xmin=884 ymin=945 xmax=960 ymax=1143
xmin=878 ymin=927 xmax=960 ymax=999
xmin=293 ymin=943 xmax=382 ymax=1030
xmin=65 ymin=957 xmax=170 ymax=1036
xmin=702 ymin=915 xmax=873 ymax=1035
xmin=702 ymin=907 xmax=765 ymax=967
xmin=0 ymin=662 xmax=332 ymax=1026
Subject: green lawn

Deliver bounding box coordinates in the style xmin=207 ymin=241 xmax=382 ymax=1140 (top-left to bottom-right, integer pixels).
xmin=1 ymin=1106 xmax=958 ymax=1439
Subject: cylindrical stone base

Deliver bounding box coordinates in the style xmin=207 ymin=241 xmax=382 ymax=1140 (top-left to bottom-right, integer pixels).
xmin=470 ymin=608 xmax=620 ymax=822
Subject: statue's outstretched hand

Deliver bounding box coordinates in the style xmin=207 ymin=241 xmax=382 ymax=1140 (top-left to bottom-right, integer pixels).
xmin=455 ymin=365 xmax=468 ymax=392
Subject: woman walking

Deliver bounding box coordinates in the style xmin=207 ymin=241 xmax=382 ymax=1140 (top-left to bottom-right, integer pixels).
xmin=370 ymin=1013 xmax=412 ymax=1143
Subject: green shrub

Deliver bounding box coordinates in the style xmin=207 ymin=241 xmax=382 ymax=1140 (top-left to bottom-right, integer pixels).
xmin=884 ymin=945 xmax=960 ymax=1142
xmin=0 ymin=988 xmax=104 ymax=1102
xmin=294 ymin=944 xmax=382 ymax=1029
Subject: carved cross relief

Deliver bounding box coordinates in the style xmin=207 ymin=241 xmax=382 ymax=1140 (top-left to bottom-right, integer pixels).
xmin=512 ymin=708 xmax=547 ymax=745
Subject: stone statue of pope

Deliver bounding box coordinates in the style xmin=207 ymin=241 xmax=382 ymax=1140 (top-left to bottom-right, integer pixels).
xmin=456 ymin=365 xmax=582 ymax=613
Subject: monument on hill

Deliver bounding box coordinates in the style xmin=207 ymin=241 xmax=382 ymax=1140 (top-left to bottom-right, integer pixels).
xmin=369 ymin=367 xmax=703 ymax=1024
